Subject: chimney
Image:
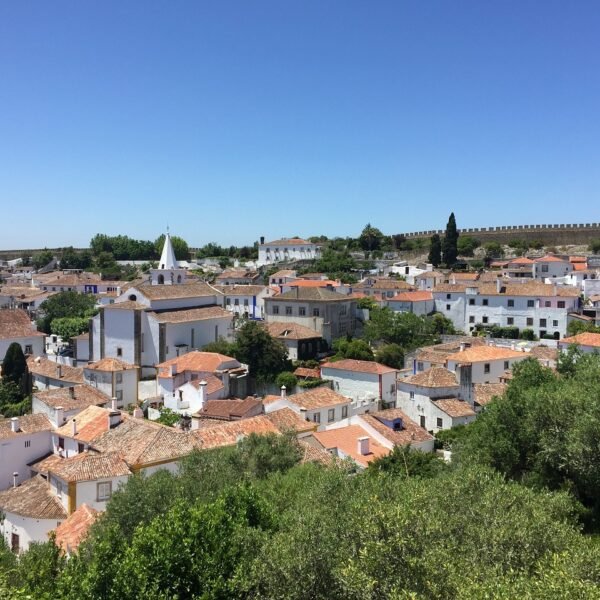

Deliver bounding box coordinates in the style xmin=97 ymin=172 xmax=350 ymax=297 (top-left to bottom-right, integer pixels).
xmin=56 ymin=364 xmax=62 ymax=379
xmin=111 ymin=397 xmax=118 ymax=411
xmin=299 ymin=407 xmax=308 ymax=421
xmin=280 ymin=385 xmax=287 ymax=398
xmin=553 ymin=284 xmax=558 ymax=296
xmin=198 ymin=380 xmax=207 ymax=408
xmin=170 ymin=363 xmax=177 ymax=376
xmin=133 ymin=406 xmax=144 ymax=419
xmin=459 ymin=342 xmax=467 ymax=352
xmin=69 ymin=387 xmax=75 ymax=399
xmin=72 ymin=418 xmax=77 ymax=437
xmin=260 ymin=236 xmax=265 ymax=245
xmin=496 ymin=278 xmax=502 ymax=293
xmin=357 ymin=436 xmax=370 ymax=456
xmin=55 ymin=406 xmax=64 ymax=425
xmin=10 ymin=417 xmax=19 ymax=433
xmin=13 ymin=472 xmax=18 ymax=488
xmin=108 ymin=410 xmax=121 ymax=429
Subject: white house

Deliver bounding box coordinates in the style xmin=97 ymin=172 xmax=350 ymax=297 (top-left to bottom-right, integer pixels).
xmin=258 ymin=237 xmax=322 ymax=266
xmin=83 ymin=358 xmax=139 ymax=409
xmin=384 ymin=291 xmax=434 ymax=316
xmin=532 ymin=255 xmax=573 ymax=279
xmin=320 ymin=358 xmax=399 ymax=412
xmin=0 ymin=308 xmax=45 ymax=362
xmin=28 ymin=356 xmax=85 ymax=390
xmin=264 ymin=321 xmax=324 ymax=360
xmin=558 ymin=332 xmax=600 ymax=354
xmin=214 ymin=284 xmax=273 ymax=320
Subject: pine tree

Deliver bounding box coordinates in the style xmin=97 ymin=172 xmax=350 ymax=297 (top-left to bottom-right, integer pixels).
xmin=442 ymin=212 xmax=459 ymax=267
xmin=1 ymin=342 xmax=30 ymax=396
xmin=428 ymin=234 xmax=442 ymax=267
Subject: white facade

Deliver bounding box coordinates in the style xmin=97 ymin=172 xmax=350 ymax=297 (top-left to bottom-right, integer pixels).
xmin=533 ymin=258 xmax=573 ymax=279
xmin=83 ymin=366 xmax=138 ymax=409
xmin=0 ymin=429 xmax=53 ymax=490
xmin=264 ymin=395 xmax=351 ymax=427
xmin=446 ymin=356 xmax=525 ymax=384
xmin=0 ymin=510 xmax=61 ymax=554
xmin=258 ymin=239 xmax=321 ymax=265
xmin=385 ymin=297 xmax=434 ymax=316
xmin=0 ymin=335 xmax=44 ymax=363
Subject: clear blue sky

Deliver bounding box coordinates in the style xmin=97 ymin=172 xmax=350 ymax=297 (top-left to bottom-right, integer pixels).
xmin=1 ymin=1 xmax=599 ymax=249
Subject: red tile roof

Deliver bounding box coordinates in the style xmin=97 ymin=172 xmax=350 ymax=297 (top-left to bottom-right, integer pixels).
xmin=313 ymin=425 xmax=389 ymax=467
xmin=560 ymin=332 xmax=600 ymax=348
xmin=446 ymin=346 xmax=525 ymax=364
xmin=0 ymin=308 xmax=44 ymax=339
xmin=0 ymin=475 xmax=67 ymax=519
xmin=321 ymin=359 xmax=398 ymax=375
xmin=54 ymin=504 xmax=99 ymax=554
xmin=403 ymin=367 xmax=458 ymax=388
xmin=389 ymin=291 xmax=433 ymax=302
xmin=361 ymin=408 xmax=434 ymax=446
xmin=157 ymin=351 xmax=240 ymax=377
xmin=28 ymin=356 xmax=85 ymax=384
xmin=287 ymin=387 xmax=350 ymax=410
xmin=432 ymin=398 xmax=476 ymax=418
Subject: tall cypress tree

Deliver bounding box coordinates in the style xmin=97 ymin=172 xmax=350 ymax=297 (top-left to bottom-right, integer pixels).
xmin=2 ymin=342 xmax=30 ymax=396
xmin=428 ymin=234 xmax=442 ymax=267
xmin=442 ymin=212 xmax=459 ymax=267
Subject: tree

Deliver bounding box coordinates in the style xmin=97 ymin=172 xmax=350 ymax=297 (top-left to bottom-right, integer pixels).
xmin=156 ymin=408 xmax=180 ymax=427
xmin=375 ymin=343 xmax=404 ymax=369
xmin=275 ymin=371 xmax=298 ymax=391
xmin=202 ymin=337 xmax=237 ymax=355
xmin=589 ymin=239 xmax=600 ymax=254
xmin=60 ymin=246 xmax=92 ymax=270
xmin=483 ymin=241 xmax=505 ymax=258
xmin=154 ymin=234 xmax=190 ymax=261
xmin=2 ymin=343 xmax=28 ymax=387
xmin=332 ymin=338 xmax=374 ymax=361
xmin=457 ymin=236 xmax=480 ymax=257
xmin=358 ymin=223 xmax=384 ymax=252
xmin=237 ymin=433 xmax=302 ymax=479
xmin=428 ymin=233 xmax=442 ymax=267
xmin=31 ymin=249 xmax=54 ymax=271
xmin=37 ymin=291 xmax=97 ymax=334
xmin=442 ymin=212 xmax=459 ymax=266
xmin=50 ymin=317 xmax=89 ymax=341
xmin=234 ymin=321 xmax=291 ymax=383
xmin=367 ymin=445 xmax=448 ymax=479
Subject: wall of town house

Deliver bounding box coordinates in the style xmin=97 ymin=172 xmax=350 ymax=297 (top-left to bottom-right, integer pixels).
xmin=533 ymin=262 xmax=573 ymax=279
xmin=386 ymin=299 xmax=434 ymax=315
xmin=0 ymin=336 xmax=44 ymax=364
xmin=83 ymin=368 xmax=137 ymax=408
xmin=32 ymin=397 xmax=87 ymax=428
xmin=103 ymin=309 xmax=136 ymax=364
xmin=433 ymin=294 xmax=466 ymax=331
xmin=447 ymin=356 xmax=525 ymax=383
xmin=75 ymin=476 xmax=130 ymax=512
xmin=321 ymin=369 xmax=396 ymax=407
xmin=161 ymin=317 xmax=232 ymax=363
xmin=0 ymin=430 xmax=52 ymax=491
xmin=0 ymin=512 xmax=59 ymax=553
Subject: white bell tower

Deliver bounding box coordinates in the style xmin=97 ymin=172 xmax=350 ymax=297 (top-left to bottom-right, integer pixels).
xmin=150 ymin=231 xmax=187 ymax=285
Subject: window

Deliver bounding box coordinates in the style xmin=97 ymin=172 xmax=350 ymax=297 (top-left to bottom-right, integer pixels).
xmin=469 ymin=316 xmax=475 ymax=323
xmin=558 ymin=301 xmax=565 ymax=308
xmin=420 ymin=415 xmax=426 ymax=428
xmin=446 ymin=293 xmax=451 ymax=300
xmin=226 ymin=297 xmax=231 ymax=306
xmin=24 ymin=440 xmax=31 ymax=448
xmin=299 ymin=307 xmax=306 ymax=316
xmin=313 ymin=308 xmax=320 ymax=317
xmin=553 ymin=320 xmax=558 ymax=327
xmin=507 ymin=317 xmax=514 ymax=325
xmin=468 ymin=298 xmax=475 ymax=305
xmin=58 ymin=437 xmax=65 ymax=450
xmin=507 ymin=299 xmax=514 ymax=307
xmin=97 ymin=481 xmax=112 ymax=502
xmin=409 ymin=391 xmax=415 ymax=400
xmin=527 ymin=300 xmax=534 ymax=307
xmin=244 ymin=299 xmax=249 ymax=306
xmin=116 ymin=373 xmax=123 ymax=384
xmin=234 ymin=299 xmax=239 ymax=306
xmin=436 ymin=418 xmax=443 ymax=428
xmin=342 ymin=405 xmax=348 ymax=419
xmin=313 ymin=413 xmax=320 ymax=424
xmin=24 ymin=344 xmax=33 ymax=355
xmin=78 ymin=443 xmax=85 ymax=453
xmin=540 ymin=318 xmax=547 ymax=327
xmin=482 ymin=316 xmax=488 ymax=324
xmin=484 ymin=363 xmax=490 ymax=374
xmin=116 ymin=390 xmax=123 ymax=401
xmin=545 ymin=301 xmax=551 ymax=307
xmin=504 ymin=361 xmax=509 ymax=370
xmin=542 ymin=264 xmax=549 ymax=272
xmin=482 ymin=299 xmax=488 ymax=306
xmin=285 ymin=306 xmax=293 ymax=316
xmin=446 ymin=304 xmax=451 ymax=311
xmin=273 ymin=306 xmax=279 ymax=315
xmin=417 ymin=362 xmax=424 ymax=372
xmin=527 ymin=317 xmax=533 ymax=326
xmin=328 ymin=408 xmax=335 ymax=422
xmin=116 ymin=347 xmax=122 ymax=357
xmin=11 ymin=533 xmax=20 ymax=553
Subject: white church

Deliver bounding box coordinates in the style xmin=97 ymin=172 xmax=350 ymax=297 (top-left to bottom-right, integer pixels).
xmin=88 ymin=233 xmax=233 ymax=376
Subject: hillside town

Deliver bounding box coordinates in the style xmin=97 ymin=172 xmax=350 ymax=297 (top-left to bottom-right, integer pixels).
xmin=1 ymin=219 xmax=600 ymax=559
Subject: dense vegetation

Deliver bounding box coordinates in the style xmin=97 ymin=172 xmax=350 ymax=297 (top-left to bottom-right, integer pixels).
xmin=0 ymin=343 xmax=31 ymax=417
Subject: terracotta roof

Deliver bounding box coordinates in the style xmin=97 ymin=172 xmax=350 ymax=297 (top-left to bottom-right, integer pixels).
xmin=157 ymin=351 xmax=240 ymax=377
xmin=573 ymin=263 xmax=588 ymax=271
xmin=508 ymin=257 xmax=534 ymax=265
xmin=54 ymin=503 xmax=99 ymax=554
xmin=0 ymin=286 xmax=50 ymax=299
xmin=362 ymin=408 xmax=434 ymax=446
xmin=195 ymin=398 xmax=262 ymax=420
xmin=104 ymin=301 xmax=147 ymax=310
xmin=560 ymin=332 xmax=600 ymax=348
xmin=37 ymin=272 xmax=104 ymax=286
xmin=415 ymin=270 xmax=445 ymax=279
xmin=270 ymin=270 xmax=297 ymax=278
xmin=313 ymin=425 xmax=389 ymax=467
xmin=450 ymin=272 xmax=479 ymax=281
xmin=28 ymin=356 xmax=85 ymax=384
xmin=149 ymin=306 xmax=231 ymax=324
xmin=46 ymin=451 xmax=131 ymax=482
xmin=215 ymin=269 xmax=259 ymax=280
xmin=85 ymin=358 xmax=137 ymax=372
xmin=473 ymin=382 xmax=507 ymax=407
xmin=403 ymin=367 xmax=458 ymax=388
xmin=188 ymin=374 xmax=225 ymax=396
xmin=299 ymin=440 xmax=337 ymax=465
xmin=287 ymin=387 xmax=350 ymax=410
xmin=432 ymin=398 xmax=476 ymax=418
xmin=0 ymin=308 xmax=44 ymax=339
xmin=268 ymin=287 xmax=352 ymax=302
xmin=570 ymin=256 xmax=587 ymax=263
xmin=0 ymin=475 xmax=66 ymax=519
xmin=414 ymin=338 xmax=487 ymax=365
xmin=287 ymin=280 xmax=338 ymax=288
xmin=55 ymin=405 xmax=111 ymax=442
xmin=294 ymin=367 xmax=321 ymax=378
xmin=477 ymin=282 xmax=579 ymax=297
xmin=33 ymin=385 xmax=110 ymax=411
xmin=193 ymin=415 xmax=280 ymax=449
xmin=265 ymin=321 xmax=322 ymax=340
xmin=446 ymin=346 xmax=525 ymax=364
xmin=264 ymin=238 xmax=312 ymax=246
xmin=534 ymin=255 xmax=568 ymax=263
xmin=529 ymin=346 xmax=558 ymax=362
xmin=389 ymin=291 xmax=433 ymax=302
xmin=134 ymin=282 xmax=218 ymax=301
xmin=214 ymin=285 xmax=266 ymax=296
xmin=0 ymin=413 xmax=52 ymax=440
xmin=355 ymin=279 xmax=413 ymax=291
xmin=265 ymin=407 xmax=315 ymax=434
xmin=321 ymin=359 xmax=398 ymax=375
xmin=477 ymin=272 xmax=505 ymax=282
xmin=432 ymin=283 xmax=471 ymax=293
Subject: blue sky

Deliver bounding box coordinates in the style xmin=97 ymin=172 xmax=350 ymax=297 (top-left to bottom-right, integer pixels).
xmin=1 ymin=1 xmax=599 ymax=249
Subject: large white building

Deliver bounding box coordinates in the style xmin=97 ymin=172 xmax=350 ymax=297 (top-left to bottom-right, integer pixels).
xmin=258 ymin=237 xmax=321 ymax=266
xmin=89 ymin=234 xmax=234 ymax=375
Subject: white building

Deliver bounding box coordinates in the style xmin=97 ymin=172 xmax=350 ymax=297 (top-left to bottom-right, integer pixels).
xmin=532 ymin=255 xmax=573 ymax=279
xmin=258 ymin=237 xmax=322 ymax=266
xmin=214 ymin=284 xmax=274 ymax=320
xmin=89 ymin=233 xmax=234 ymax=375
xmin=558 ymin=332 xmax=600 ymax=354
xmin=320 ymin=359 xmax=398 ymax=412
xmin=83 ymin=358 xmax=139 ymax=408
xmin=0 ymin=308 xmax=45 ymax=362
xmin=264 ymin=321 xmax=324 ymax=360
xmin=384 ymin=291 xmax=434 ymax=315
xmin=28 ymin=356 xmax=85 ymax=390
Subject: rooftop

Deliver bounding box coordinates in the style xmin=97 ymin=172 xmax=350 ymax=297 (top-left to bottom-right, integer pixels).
xmin=0 ymin=475 xmax=66 ymax=519
xmin=263 ymin=238 xmax=312 ymax=246
xmin=313 ymin=425 xmax=389 ymax=467
xmin=321 ymin=358 xmax=398 ymax=375
xmin=148 ymin=305 xmax=231 ymax=324
xmin=195 ymin=398 xmax=262 ymax=420
xmin=446 ymin=345 xmax=525 ymax=364
xmin=389 ymin=291 xmax=433 ymax=302
xmin=403 ymin=367 xmax=459 ymax=388
xmin=265 ymin=321 xmax=322 ymax=340
xmin=157 ymin=351 xmax=241 ymax=377
xmin=214 ymin=284 xmax=266 ymax=296
xmin=473 ymin=382 xmax=507 ymax=407
xmin=132 ymin=281 xmax=218 ymax=301
xmin=264 ymin=407 xmax=315 ymax=434
xmin=432 ymin=398 xmax=476 ymax=418
xmin=362 ymin=408 xmax=434 ymax=446
xmin=84 ymin=358 xmax=137 ymax=372
xmin=268 ymin=287 xmax=352 ymax=302
xmin=193 ymin=415 xmax=281 ymax=450
xmin=560 ymin=332 xmax=600 ymax=348
xmin=33 ymin=384 xmax=110 ymax=411
xmin=28 ymin=356 xmax=85 ymax=384
xmin=0 ymin=413 xmax=52 ymax=440
xmin=44 ymin=451 xmax=131 ymax=483
xmin=0 ymin=308 xmax=44 ymax=339
xmin=54 ymin=503 xmax=99 ymax=554
xmin=287 ymin=387 xmax=350 ymax=410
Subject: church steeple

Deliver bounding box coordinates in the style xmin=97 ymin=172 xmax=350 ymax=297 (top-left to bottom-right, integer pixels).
xmin=150 ymin=230 xmax=186 ymax=286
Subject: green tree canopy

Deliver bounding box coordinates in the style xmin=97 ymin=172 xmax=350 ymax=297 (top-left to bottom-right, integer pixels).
xmin=2 ymin=342 xmax=28 ymax=387
xmin=375 ymin=343 xmax=404 ymax=369
xmin=358 ymin=223 xmax=384 ymax=252
xmin=332 ymin=338 xmax=374 ymax=361
xmin=37 ymin=291 xmax=97 ymax=334
xmin=457 ymin=235 xmax=480 ymax=257
xmin=442 ymin=212 xmax=459 ymax=266
xmin=154 ymin=234 xmax=190 ymax=261
xmin=428 ymin=233 xmax=442 ymax=266
xmin=50 ymin=317 xmax=90 ymax=341
xmin=31 ymin=249 xmax=54 ymax=270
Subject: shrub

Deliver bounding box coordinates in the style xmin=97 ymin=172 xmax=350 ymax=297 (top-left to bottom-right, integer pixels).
xmin=275 ymin=372 xmax=298 ymax=390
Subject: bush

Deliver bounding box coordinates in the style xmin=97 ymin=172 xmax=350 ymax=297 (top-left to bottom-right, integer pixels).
xmin=275 ymin=372 xmax=298 ymax=390
xmin=520 ymin=328 xmax=536 ymax=340
xmin=297 ymin=378 xmax=327 ymax=389
xmin=589 ymin=239 xmax=600 ymax=254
